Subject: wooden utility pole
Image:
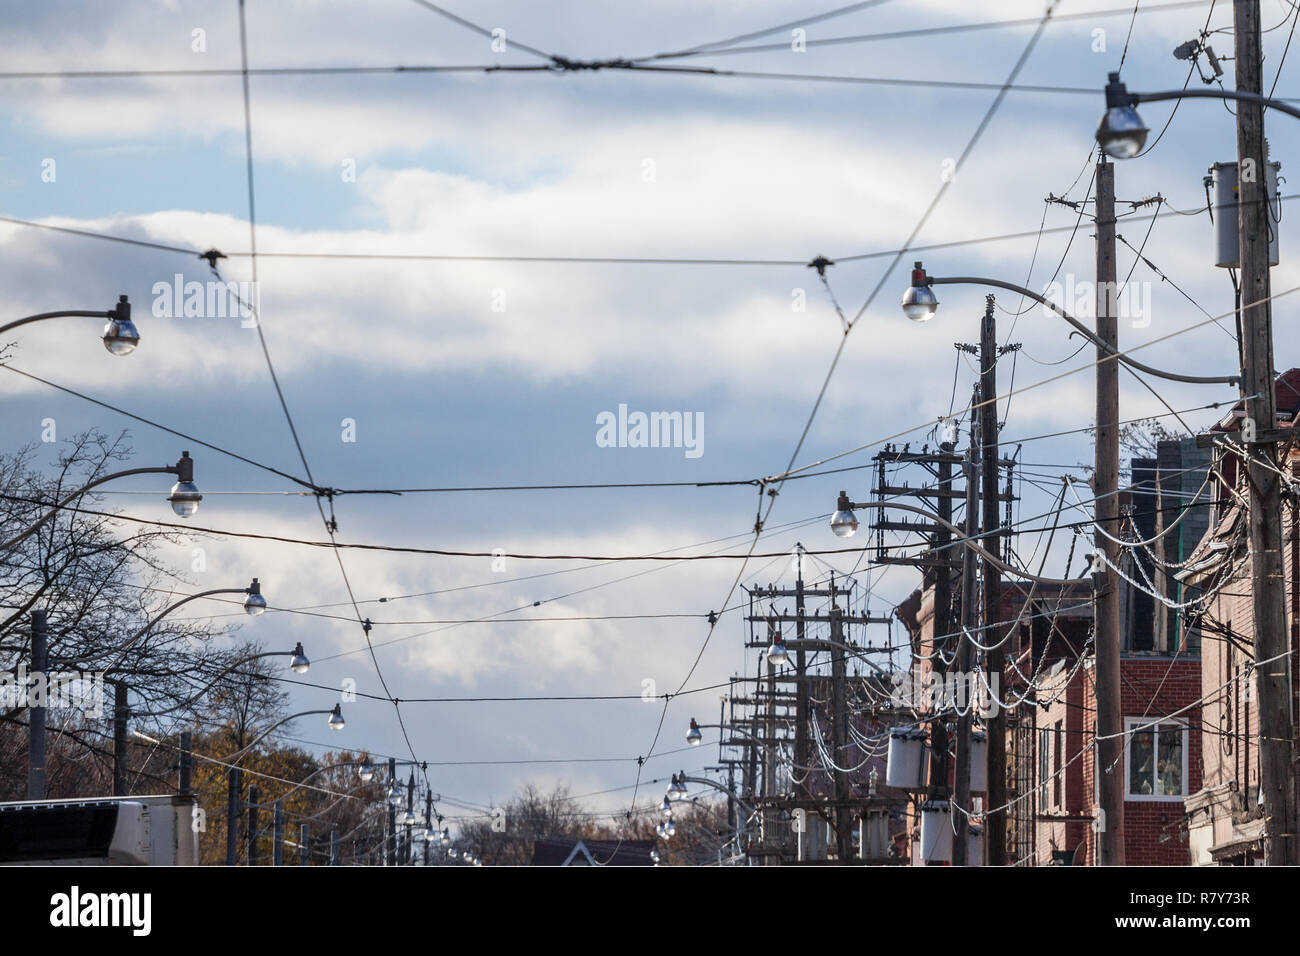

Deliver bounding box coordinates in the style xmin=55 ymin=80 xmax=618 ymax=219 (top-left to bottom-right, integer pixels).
xmin=763 ymin=644 xmax=778 ymax=863
xmin=112 ymin=680 xmax=128 ymax=797
xmin=225 ymin=767 xmax=241 ymax=866
xmin=1234 ymin=0 xmax=1297 ymax=866
xmin=953 ymin=386 xmax=980 ymax=865
xmin=247 ymin=784 xmax=260 ymax=866
xmin=929 ymin=446 xmax=956 ymax=805
xmin=743 ymin=582 xmax=891 ymax=863
xmin=26 ymin=609 xmax=47 ymax=800
xmin=273 ymin=800 xmax=284 ymax=866
xmin=1094 ymin=157 xmax=1126 ymax=866
xmin=829 ymin=584 xmax=854 ymax=861
xmin=794 ymin=559 xmax=811 ymax=849
xmin=980 ymin=295 xmax=1008 ymax=865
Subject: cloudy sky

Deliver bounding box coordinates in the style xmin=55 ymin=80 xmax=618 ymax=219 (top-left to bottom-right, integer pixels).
xmin=1 ymin=0 xmax=1294 ymax=827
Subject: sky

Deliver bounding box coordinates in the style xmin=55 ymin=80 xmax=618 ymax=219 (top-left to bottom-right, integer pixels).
xmin=1 ymin=0 xmax=1295 ymax=831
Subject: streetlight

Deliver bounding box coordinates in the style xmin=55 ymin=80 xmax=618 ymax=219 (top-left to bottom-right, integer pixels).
xmin=830 ymin=491 xmax=861 ymax=538
xmin=327 ymin=703 xmax=345 ymax=730
xmin=1096 ymin=73 xmax=1149 ymax=158
xmin=359 ymin=761 xmax=375 ymax=782
xmin=1 ymin=450 xmax=204 ymax=553
xmin=242 ymin=579 xmax=268 ymax=616
xmin=900 ymin=264 xmax=940 ymax=322
xmin=667 ymin=774 xmax=687 ymax=800
xmin=660 ymin=795 xmax=673 ymax=817
xmin=289 ymin=642 xmax=310 ymax=674
xmin=0 ymin=295 xmax=138 ymax=355
xmin=767 ymin=632 xmax=790 ymax=668
xmin=1095 ymin=71 xmax=1300 ymax=159
xmin=167 ymin=451 xmax=202 ymax=517
xmin=686 ymin=719 xmax=703 ymax=746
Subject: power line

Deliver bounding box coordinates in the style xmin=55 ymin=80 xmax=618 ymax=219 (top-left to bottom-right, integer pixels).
xmin=0 ymin=63 xmax=551 ymax=80
xmin=406 ymin=0 xmax=556 ymax=63
xmin=6 ymin=190 xmax=1294 ymax=269
xmin=643 ymin=0 xmax=897 ymax=60
xmin=0 ymin=365 xmax=323 ymax=492
xmin=633 ymin=1 xmax=1216 ymax=62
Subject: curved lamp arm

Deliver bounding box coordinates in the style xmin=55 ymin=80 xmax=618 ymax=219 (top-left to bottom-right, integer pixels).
xmin=677 ymin=773 xmax=759 ymax=818
xmin=921 ymin=271 xmax=1236 ymax=386
xmin=127 ymin=645 xmax=306 ymax=718
xmin=266 ymin=758 xmax=372 ymax=804
xmin=0 ymin=299 xmax=127 ymax=338
xmin=839 ymin=495 xmax=1081 ymax=586
xmin=98 ymin=577 xmax=261 ymax=679
xmin=0 ymin=451 xmax=196 ymax=553
xmin=1111 ymin=74 xmax=1300 ymax=124
xmin=220 ymin=705 xmax=344 ymax=764
xmin=779 ymin=637 xmax=891 ymax=678
xmin=688 ymin=720 xmax=783 ymax=748
xmin=117 ymin=585 xmax=253 ymax=658
xmin=1 ymin=465 xmax=174 ymax=553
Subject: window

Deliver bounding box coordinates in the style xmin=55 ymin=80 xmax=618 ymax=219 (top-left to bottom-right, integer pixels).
xmin=1038 ymin=727 xmax=1050 ymax=809
xmin=1125 ymin=718 xmax=1188 ymax=800
xmin=1052 ymin=720 xmax=1063 ymax=808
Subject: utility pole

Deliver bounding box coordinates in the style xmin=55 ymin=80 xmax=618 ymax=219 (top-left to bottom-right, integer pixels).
xmin=112 ymin=680 xmax=128 ymax=797
xmin=387 ymin=756 xmax=397 ymax=866
xmin=980 ymin=295 xmax=1008 ymax=865
xmin=405 ymin=772 xmax=415 ymax=865
xmin=793 ymin=555 xmax=811 ymax=854
xmin=330 ymin=826 xmax=340 ymax=867
xmin=829 ymin=580 xmax=853 ymax=861
xmin=226 ymin=767 xmax=241 ymax=866
xmin=929 ymin=437 xmax=957 ymax=811
xmin=763 ymin=640 xmax=778 ymax=864
xmin=725 ymin=761 xmax=738 ymax=859
xmin=300 ymin=823 xmax=309 ymax=865
xmin=424 ymin=791 xmax=433 ymax=867
xmin=1235 ymin=0 xmax=1297 ymax=866
xmin=247 ymin=784 xmax=260 ymax=866
xmin=178 ymin=731 xmax=193 ymax=797
xmin=273 ymin=800 xmax=284 ymax=866
xmin=1094 ymin=155 xmax=1126 ymax=866
xmin=27 ymin=609 xmax=47 ymax=800
xmin=953 ymin=386 xmax=980 ymax=866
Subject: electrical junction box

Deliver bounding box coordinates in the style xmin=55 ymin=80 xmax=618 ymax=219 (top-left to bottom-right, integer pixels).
xmin=1208 ymin=160 xmax=1282 ymax=268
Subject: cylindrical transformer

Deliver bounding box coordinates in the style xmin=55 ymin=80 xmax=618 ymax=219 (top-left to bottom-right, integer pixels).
xmin=920 ymin=800 xmax=953 ymax=863
xmin=1209 ymin=160 xmax=1281 ymax=268
xmin=886 ymin=726 xmax=928 ymax=790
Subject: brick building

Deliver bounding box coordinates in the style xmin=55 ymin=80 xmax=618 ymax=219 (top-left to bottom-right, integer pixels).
xmin=1182 ymin=369 xmax=1300 ymax=865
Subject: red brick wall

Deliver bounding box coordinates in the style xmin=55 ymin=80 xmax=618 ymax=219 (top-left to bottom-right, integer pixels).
xmin=1080 ymin=658 xmax=1202 ymax=866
